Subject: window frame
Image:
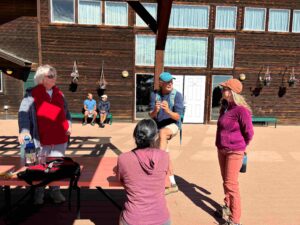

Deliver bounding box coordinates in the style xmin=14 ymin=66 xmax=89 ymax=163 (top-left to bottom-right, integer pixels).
xmin=210 ymin=75 xmax=233 ymax=121
xmin=213 ymin=37 xmax=236 ymax=69
xmin=243 ymin=7 xmax=266 ymax=31
xmin=50 ymin=0 xmax=76 ymax=24
xmin=135 ymin=3 xmax=157 ymax=27
xmin=268 ymin=8 xmax=290 ymax=33
xmin=169 ymin=4 xmax=210 ymax=29
xmin=104 ymin=1 xmax=128 ymax=26
xmin=78 ymin=0 xmax=102 ymax=25
xmin=135 ymin=34 xmax=156 ymax=66
xmin=292 ymin=9 xmax=300 ymax=33
xmin=134 ymin=73 xmax=154 ymax=120
xmin=215 ymin=6 xmax=237 ymax=31
xmin=164 ymin=35 xmax=209 ymax=68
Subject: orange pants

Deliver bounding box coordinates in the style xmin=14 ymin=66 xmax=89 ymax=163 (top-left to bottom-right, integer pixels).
xmin=218 ymin=150 xmax=244 ymax=224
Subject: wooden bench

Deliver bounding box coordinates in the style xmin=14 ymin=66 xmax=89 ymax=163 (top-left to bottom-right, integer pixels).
xmin=70 ymin=112 xmax=113 ymax=125
xmin=252 ymin=117 xmax=277 ymax=128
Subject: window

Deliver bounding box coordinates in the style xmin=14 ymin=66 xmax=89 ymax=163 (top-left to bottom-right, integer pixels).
xmin=135 ymin=35 xmax=156 ymax=66
xmin=0 ymin=70 xmax=3 ymax=93
xmin=135 ymin=74 xmax=154 ymax=119
xmin=292 ymin=10 xmax=300 ymax=32
xmin=78 ymin=0 xmax=101 ymax=25
xmin=213 ymin=38 xmax=235 ymax=68
xmin=136 ymin=3 xmax=157 ymax=27
xmin=165 ymin=36 xmax=208 ymax=67
xmin=210 ymin=75 xmax=233 ymax=120
xmin=268 ymin=9 xmax=290 ymax=32
xmin=244 ymin=7 xmax=266 ymax=31
xmin=169 ymin=5 xmax=209 ymax=29
xmin=215 ymin=6 xmax=237 ymax=30
xmin=105 ymin=1 xmax=128 ymax=26
xmin=51 ymin=0 xmax=75 ymax=23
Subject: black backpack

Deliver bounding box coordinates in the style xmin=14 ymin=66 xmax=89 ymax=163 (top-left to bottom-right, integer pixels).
xmin=17 ymin=157 xmax=81 ymax=188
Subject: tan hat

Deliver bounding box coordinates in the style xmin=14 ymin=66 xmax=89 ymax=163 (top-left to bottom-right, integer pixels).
xmin=101 ymin=94 xmax=108 ymax=99
xmin=220 ymin=78 xmax=243 ymax=94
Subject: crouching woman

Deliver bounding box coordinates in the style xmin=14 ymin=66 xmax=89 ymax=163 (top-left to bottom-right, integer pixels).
xmin=117 ymin=119 xmax=171 ymax=225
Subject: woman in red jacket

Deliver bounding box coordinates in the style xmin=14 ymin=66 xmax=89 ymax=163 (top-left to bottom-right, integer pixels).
xmin=18 ymin=64 xmax=72 ymax=205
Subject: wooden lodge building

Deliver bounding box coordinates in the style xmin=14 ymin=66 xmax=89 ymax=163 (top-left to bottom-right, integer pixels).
xmin=1 ymin=0 xmax=300 ymax=124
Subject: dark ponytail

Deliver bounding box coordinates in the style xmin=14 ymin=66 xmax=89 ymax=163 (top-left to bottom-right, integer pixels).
xmin=133 ymin=119 xmax=158 ymax=149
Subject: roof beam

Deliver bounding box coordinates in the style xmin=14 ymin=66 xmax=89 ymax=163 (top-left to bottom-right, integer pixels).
xmin=154 ymin=0 xmax=173 ymax=90
xmin=127 ymin=1 xmax=157 ymax=33
xmin=156 ymin=0 xmax=172 ymax=50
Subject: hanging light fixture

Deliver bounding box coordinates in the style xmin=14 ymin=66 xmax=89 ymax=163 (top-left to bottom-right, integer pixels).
xmin=6 ymin=69 xmax=13 ymax=75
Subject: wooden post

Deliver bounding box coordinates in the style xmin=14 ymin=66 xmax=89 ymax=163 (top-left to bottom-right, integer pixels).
xmin=154 ymin=50 xmax=164 ymax=91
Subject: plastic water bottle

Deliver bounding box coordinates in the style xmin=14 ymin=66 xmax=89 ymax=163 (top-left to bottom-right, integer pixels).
xmin=20 ymin=136 xmax=31 ymax=166
xmin=240 ymin=153 xmax=247 ymax=173
xmin=25 ymin=141 xmax=36 ymax=166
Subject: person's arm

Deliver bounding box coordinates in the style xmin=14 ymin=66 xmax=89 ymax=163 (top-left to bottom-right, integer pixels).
xmin=161 ymin=91 xmax=184 ymax=121
xmin=106 ymin=101 xmax=110 ymax=113
xmin=161 ymin=101 xmax=180 ymax=121
xmin=18 ymin=92 xmax=33 ymax=144
xmin=239 ymin=107 xmax=254 ymax=145
xmin=63 ymin=95 xmax=72 ymax=135
xmin=83 ymin=100 xmax=88 ymax=111
xmin=116 ymin=157 xmax=124 ymax=185
xmin=93 ymin=100 xmax=97 ymax=112
xmin=149 ymin=92 xmax=160 ymax=119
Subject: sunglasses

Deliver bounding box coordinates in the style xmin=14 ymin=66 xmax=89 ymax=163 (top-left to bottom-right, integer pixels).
xmin=45 ymin=74 xmax=56 ymax=79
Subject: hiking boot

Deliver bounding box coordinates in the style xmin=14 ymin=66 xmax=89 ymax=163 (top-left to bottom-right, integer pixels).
xmin=221 ymin=220 xmax=242 ymax=225
xmin=82 ymin=122 xmax=87 ymax=126
xmin=165 ymin=184 xmax=179 ymax=195
xmin=34 ymin=188 xmax=44 ymax=205
xmin=91 ymin=122 xmax=95 ymax=126
xmin=50 ymin=190 xmax=66 ymax=204
xmin=216 ymin=205 xmax=231 ymax=218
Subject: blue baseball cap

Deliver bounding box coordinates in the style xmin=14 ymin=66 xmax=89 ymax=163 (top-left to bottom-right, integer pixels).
xmin=159 ymin=72 xmax=175 ymax=82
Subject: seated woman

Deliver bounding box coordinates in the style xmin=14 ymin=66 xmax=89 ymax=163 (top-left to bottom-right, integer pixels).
xmin=98 ymin=94 xmax=110 ymax=128
xmin=117 ymin=119 xmax=171 ymax=225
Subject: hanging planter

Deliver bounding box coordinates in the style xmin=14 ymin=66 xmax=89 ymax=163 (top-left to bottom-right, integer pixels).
xmin=70 ymin=60 xmax=79 ymax=84
xmin=69 ymin=60 xmax=79 ymax=92
xmin=288 ymin=67 xmax=298 ymax=87
xmin=263 ymin=66 xmax=271 ymax=86
xmin=98 ymin=60 xmax=107 ymax=90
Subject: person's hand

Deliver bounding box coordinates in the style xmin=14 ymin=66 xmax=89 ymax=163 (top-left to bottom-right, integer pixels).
xmin=112 ymin=166 xmax=117 ymax=175
xmin=154 ymin=100 xmax=161 ymax=113
xmin=161 ymin=100 xmax=170 ymax=114
xmin=66 ymin=127 xmax=72 ymax=136
xmin=18 ymin=133 xmax=31 ymax=145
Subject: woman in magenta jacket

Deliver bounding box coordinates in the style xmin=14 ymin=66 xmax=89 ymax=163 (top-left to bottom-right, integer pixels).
xmin=215 ymin=79 xmax=254 ymax=225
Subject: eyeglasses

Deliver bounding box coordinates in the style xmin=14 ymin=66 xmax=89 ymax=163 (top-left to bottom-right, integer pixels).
xmin=45 ymin=74 xmax=56 ymax=79
xmin=162 ymin=80 xmax=173 ymax=84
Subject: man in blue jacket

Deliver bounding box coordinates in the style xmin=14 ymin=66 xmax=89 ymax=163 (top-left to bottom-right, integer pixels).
xmin=149 ymin=72 xmax=184 ymax=194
